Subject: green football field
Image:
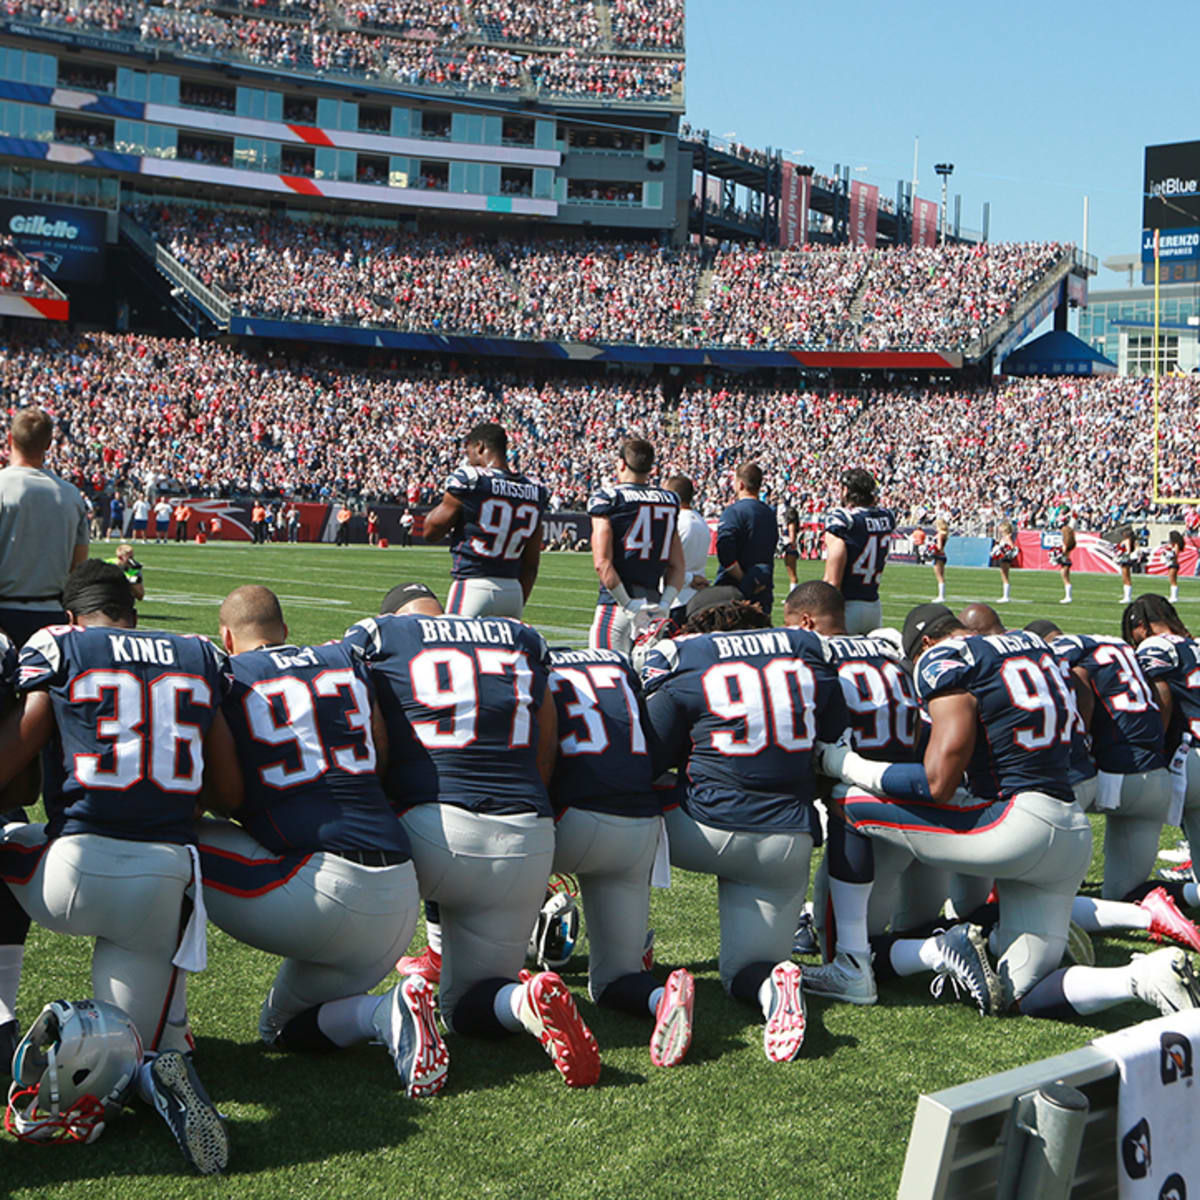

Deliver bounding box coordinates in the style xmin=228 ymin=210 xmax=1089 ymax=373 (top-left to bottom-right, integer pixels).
xmin=4 ymin=544 xmax=1193 ymax=1199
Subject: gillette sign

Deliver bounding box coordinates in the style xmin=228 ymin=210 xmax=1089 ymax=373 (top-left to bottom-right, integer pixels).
xmin=1144 ymin=142 xmax=1200 ymax=261
xmin=0 ymin=199 xmax=104 ymax=282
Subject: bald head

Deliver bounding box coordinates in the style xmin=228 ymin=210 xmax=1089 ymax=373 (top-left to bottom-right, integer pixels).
xmin=958 ymin=603 xmax=1005 ymax=636
xmin=220 ymin=585 xmax=287 ymax=653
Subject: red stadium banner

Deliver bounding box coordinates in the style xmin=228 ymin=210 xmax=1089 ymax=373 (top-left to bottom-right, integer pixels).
xmin=849 ymin=181 xmax=879 ymax=248
xmin=912 ymin=197 xmax=939 ymax=247
xmin=778 ymin=162 xmax=810 ymax=248
xmin=1146 ymin=540 xmax=1200 ymax=577
xmin=1015 ymin=529 xmax=1121 ymax=574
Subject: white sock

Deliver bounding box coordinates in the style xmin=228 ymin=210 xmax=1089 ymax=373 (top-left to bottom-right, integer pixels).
xmin=494 ymin=982 xmax=524 ymax=1032
xmin=648 ymin=987 xmax=664 ymax=1017
xmin=757 ymin=978 xmax=774 ymax=1018
xmin=1064 ymin=585 xmax=1072 ymax=600
xmin=1171 ymin=588 xmax=1179 ymax=603
xmin=830 ymin=879 xmax=872 ymax=958
xmin=1122 ymin=588 xmax=1132 ymax=603
xmin=0 ymin=945 xmax=24 ymax=1024
xmin=1000 ymin=584 xmax=1010 ymax=600
xmin=1184 ymin=883 xmax=1200 ymax=907
xmin=1071 ymin=896 xmax=1151 ymax=933
xmin=426 ymin=922 xmax=442 ymax=955
xmin=316 ymin=995 xmax=379 ymax=1047
xmin=1060 ymin=964 xmax=1136 ymax=1015
xmin=888 ymin=935 xmax=943 ymax=977
xmin=935 ymin=587 xmax=945 ymax=601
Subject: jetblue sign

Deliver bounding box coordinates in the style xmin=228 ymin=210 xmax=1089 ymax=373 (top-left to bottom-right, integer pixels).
xmin=0 ymin=199 xmax=105 ymax=282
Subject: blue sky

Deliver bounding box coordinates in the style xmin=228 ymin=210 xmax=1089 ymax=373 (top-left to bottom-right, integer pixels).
xmin=684 ymin=0 xmax=1196 ymax=279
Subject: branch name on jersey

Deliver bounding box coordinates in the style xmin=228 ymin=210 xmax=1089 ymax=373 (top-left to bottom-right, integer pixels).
xmin=826 ymin=634 xmax=919 ymax=764
xmin=915 ymin=630 xmax=1074 ymax=803
xmin=17 ymin=625 xmax=231 ymax=843
xmin=345 ymin=612 xmax=552 ymax=816
xmin=221 ymin=640 xmax=409 ymax=855
xmin=587 ymin=484 xmax=680 ymax=602
xmin=641 ymin=627 xmax=847 ymax=836
xmin=1047 ymin=634 xmax=1164 ymax=774
xmin=445 ymin=465 xmax=548 ymax=580
xmin=548 ymin=647 xmax=658 ymax=817
xmin=1136 ymin=633 xmax=1200 ymax=752
xmin=826 ymin=506 xmax=895 ymax=602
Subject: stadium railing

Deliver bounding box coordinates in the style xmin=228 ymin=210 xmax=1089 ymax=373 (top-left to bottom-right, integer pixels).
xmin=898 ymin=1044 xmax=1118 ymax=1199
xmin=120 ymin=213 xmax=232 ymax=327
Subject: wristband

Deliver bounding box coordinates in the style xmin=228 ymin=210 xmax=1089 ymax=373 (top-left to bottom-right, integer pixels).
xmin=610 ymin=582 xmax=632 ymax=608
xmin=659 ymin=586 xmax=679 ymax=612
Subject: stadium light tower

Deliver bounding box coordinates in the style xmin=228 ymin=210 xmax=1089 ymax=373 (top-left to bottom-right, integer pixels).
xmin=934 ymin=163 xmax=954 ymax=244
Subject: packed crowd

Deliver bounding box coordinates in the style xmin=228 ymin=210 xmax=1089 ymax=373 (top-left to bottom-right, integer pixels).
xmin=3 ymin=329 xmax=1199 ymax=523
xmin=5 ymin=0 xmax=684 ymax=99
xmin=133 ymin=205 xmax=1068 ymax=352
xmin=0 ymin=242 xmax=54 ymax=296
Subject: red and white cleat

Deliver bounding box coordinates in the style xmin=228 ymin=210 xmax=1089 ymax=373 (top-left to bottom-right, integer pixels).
xmin=517 ymin=970 xmax=601 ymax=1087
xmin=374 ymin=975 xmax=449 ymax=1099
xmin=396 ymin=945 xmax=441 ymax=986
xmin=1140 ymin=886 xmax=1200 ymax=954
xmin=763 ymin=961 xmax=806 ymax=1063
xmin=650 ymin=968 xmax=694 ymax=1068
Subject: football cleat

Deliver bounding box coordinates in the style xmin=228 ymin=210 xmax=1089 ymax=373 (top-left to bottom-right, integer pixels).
xmin=642 ymin=929 xmax=655 ymax=972
xmin=1066 ymin=920 xmax=1095 ymax=967
xmin=649 ymin=969 xmax=694 ymax=1069
xmin=762 ymin=962 xmax=806 ymax=1063
xmin=801 ymin=951 xmax=877 ymax=1006
xmin=1129 ymin=948 xmax=1200 ymax=1015
xmin=148 ymin=1051 xmax=229 ymax=1175
xmin=1139 ymin=887 xmax=1200 ymax=954
xmin=372 ymin=976 xmax=449 ymax=1099
xmin=930 ymin=924 xmax=1002 ymax=1016
xmin=1159 ymin=842 xmax=1191 ymax=865
xmin=396 ymin=945 xmax=441 ymax=985
xmin=516 ymin=970 xmax=601 ymax=1087
xmin=792 ymin=912 xmax=819 ymax=957
xmin=1160 ymin=861 xmax=1194 ymax=883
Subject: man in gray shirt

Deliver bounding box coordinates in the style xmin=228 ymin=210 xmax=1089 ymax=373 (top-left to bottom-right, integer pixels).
xmin=0 ymin=406 xmax=89 ymax=647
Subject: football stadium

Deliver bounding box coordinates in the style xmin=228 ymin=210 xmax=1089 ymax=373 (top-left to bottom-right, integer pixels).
xmin=0 ymin=2 xmax=1198 ymax=1197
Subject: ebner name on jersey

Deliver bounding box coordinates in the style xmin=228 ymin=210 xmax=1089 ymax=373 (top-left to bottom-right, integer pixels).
xmin=863 ymin=516 xmax=892 ymax=533
xmin=416 ymin=617 xmax=517 ymax=646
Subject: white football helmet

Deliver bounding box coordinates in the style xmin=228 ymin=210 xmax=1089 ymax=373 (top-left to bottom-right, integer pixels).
xmin=527 ymin=874 xmax=581 ymax=971
xmin=5 ymin=999 xmax=143 ymax=1145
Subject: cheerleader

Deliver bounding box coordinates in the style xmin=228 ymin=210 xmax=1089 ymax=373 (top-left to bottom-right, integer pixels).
xmin=990 ymin=520 xmax=1018 ymax=603
xmin=1116 ymin=527 xmax=1138 ymax=605
xmin=930 ymin=517 xmax=949 ymax=602
xmin=1165 ymin=530 xmax=1184 ymax=604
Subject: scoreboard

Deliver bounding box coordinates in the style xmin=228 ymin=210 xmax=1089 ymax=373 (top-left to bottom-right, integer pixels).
xmin=1143 ymin=141 xmax=1200 ymax=275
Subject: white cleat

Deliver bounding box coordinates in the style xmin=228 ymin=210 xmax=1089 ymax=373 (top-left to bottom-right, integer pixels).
xmin=763 ymin=962 xmax=806 ymax=1062
xmin=1129 ymin=948 xmax=1200 ymax=1015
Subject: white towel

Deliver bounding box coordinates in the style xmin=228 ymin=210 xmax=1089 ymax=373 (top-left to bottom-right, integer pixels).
xmin=1092 ymin=1009 xmax=1200 ymax=1199
xmin=651 ymin=815 xmax=671 ymax=888
xmin=1168 ymin=743 xmax=1190 ymax=827
xmin=1095 ymin=770 xmax=1124 ymax=812
xmin=172 ymin=844 xmax=208 ymax=973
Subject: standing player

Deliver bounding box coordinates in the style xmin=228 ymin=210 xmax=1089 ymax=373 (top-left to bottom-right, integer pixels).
xmin=665 ymin=474 xmax=710 ymax=626
xmin=714 ymin=463 xmax=779 ymax=618
xmin=991 ymin=520 xmax=1018 ymax=604
xmin=641 ymin=592 xmax=848 ymax=1062
xmin=823 ymin=469 xmax=895 ymax=635
xmin=1053 ymin=512 xmax=1076 ymax=604
xmin=346 ymin=583 xmax=601 ymax=1087
xmin=588 ymin=438 xmax=684 ymax=654
xmin=423 ymin=423 xmax=548 ymax=618
xmin=198 ymin=586 xmax=447 ymax=1098
xmin=0 ymin=560 xmax=241 ymax=1172
xmin=547 ymin=645 xmax=693 ymax=1067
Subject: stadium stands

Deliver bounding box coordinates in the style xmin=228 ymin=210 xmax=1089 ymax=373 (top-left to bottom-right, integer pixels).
xmin=6 ymin=329 xmax=1195 ymax=522
xmin=0 ymin=240 xmax=54 ymax=297
xmin=129 ymin=205 xmax=1070 ymax=352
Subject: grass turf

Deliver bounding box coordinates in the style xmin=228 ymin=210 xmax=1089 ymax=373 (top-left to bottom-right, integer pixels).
xmin=3 ymin=544 xmax=1191 ymax=1198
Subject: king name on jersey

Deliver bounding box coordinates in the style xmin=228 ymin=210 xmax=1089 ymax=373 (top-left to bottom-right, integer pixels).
xmin=107 ymin=633 xmax=181 ymax=666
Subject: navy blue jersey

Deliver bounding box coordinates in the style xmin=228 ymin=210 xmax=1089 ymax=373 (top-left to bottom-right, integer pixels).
xmin=641 ymin=626 xmax=847 ymax=836
xmin=0 ymin=630 xmax=16 ymax=709
xmin=587 ymin=484 xmax=679 ymax=602
xmin=345 ymin=613 xmax=551 ymax=817
xmin=1136 ymin=634 xmax=1200 ymax=753
xmin=825 ymin=506 xmax=895 ymax=602
xmin=547 ymin=647 xmax=658 ymax=818
xmin=444 ymin=464 xmax=548 ymax=580
xmin=17 ymin=625 xmax=231 ymax=843
xmin=1039 ymin=649 xmax=1097 ymax=787
xmin=1049 ymin=634 xmax=1164 ymax=774
xmin=826 ymin=634 xmax=919 ymax=764
xmin=222 ymin=641 xmax=408 ymax=856
xmin=915 ymin=631 xmax=1075 ymax=803
xmin=715 ymin=497 xmax=779 ymax=610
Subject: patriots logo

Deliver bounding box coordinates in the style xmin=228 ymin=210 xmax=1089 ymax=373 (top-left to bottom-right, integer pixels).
xmin=918 ymin=656 xmax=960 ymax=692
xmin=18 ymin=665 xmax=46 ymax=686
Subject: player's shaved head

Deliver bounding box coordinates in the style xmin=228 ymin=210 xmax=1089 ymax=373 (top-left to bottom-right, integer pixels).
xmin=9 ymin=407 xmax=53 ymax=460
xmin=220 ymin=585 xmax=287 ymax=652
xmin=666 ymin=474 xmax=694 ymax=507
xmin=736 ymin=462 xmax=763 ymax=494
xmin=958 ymin=603 xmax=1004 ymax=636
xmin=784 ymin=579 xmax=845 ymax=635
